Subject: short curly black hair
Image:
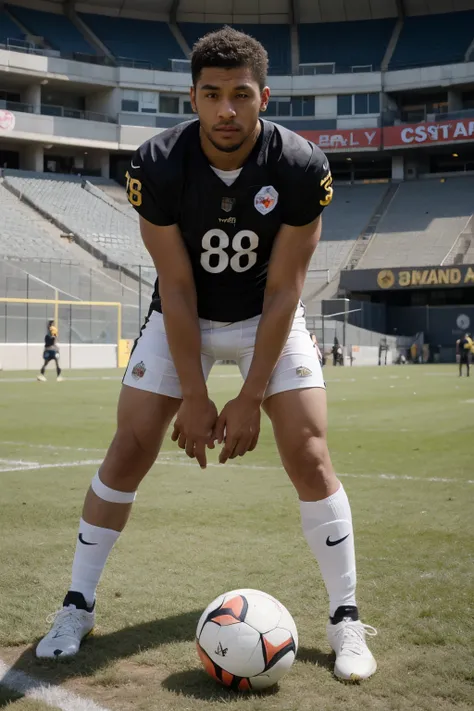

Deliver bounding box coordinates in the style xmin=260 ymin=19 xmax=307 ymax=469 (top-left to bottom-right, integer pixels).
xmin=191 ymin=26 xmax=268 ymax=90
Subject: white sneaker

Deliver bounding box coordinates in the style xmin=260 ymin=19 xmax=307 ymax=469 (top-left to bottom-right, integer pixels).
xmin=327 ymin=612 xmax=377 ymax=681
xmin=36 ymin=592 xmax=95 ymax=659
xmin=37 ymin=374 xmax=47 ymax=382
xmin=56 ymin=375 xmax=64 ymax=382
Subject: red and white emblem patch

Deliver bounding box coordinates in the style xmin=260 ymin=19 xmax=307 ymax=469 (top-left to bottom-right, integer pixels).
xmin=131 ymin=361 xmax=146 ymax=380
xmin=254 ymin=185 xmax=278 ymax=215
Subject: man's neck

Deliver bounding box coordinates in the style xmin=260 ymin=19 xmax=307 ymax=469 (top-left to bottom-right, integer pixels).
xmin=199 ymin=122 xmax=261 ymax=171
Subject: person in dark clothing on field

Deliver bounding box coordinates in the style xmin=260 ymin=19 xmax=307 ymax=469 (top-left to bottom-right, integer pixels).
xmin=332 ymin=337 xmax=343 ymax=366
xmin=37 ymin=320 xmax=63 ymax=382
xmin=456 ymin=332 xmax=473 ymax=377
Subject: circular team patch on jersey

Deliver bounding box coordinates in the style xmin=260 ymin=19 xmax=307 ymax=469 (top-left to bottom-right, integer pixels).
xmin=254 ymin=185 xmax=278 ymax=215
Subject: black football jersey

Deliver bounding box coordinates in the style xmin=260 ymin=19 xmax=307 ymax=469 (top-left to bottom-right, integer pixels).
xmin=127 ymin=119 xmax=333 ymax=322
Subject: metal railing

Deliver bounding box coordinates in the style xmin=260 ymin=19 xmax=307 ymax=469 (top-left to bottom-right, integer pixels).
xmin=3 ymin=34 xmax=470 ymax=76
xmin=0 ymin=99 xmax=116 ymax=124
xmin=383 ymin=106 xmax=474 ymax=126
xmin=0 ymin=37 xmax=114 ymax=66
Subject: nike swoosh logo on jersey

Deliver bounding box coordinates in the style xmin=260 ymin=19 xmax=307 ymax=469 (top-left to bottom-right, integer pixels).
xmin=326 ymin=534 xmax=350 ymax=547
xmin=130 ymin=161 xmax=140 ymax=169
xmin=78 ymin=533 xmax=98 ymax=546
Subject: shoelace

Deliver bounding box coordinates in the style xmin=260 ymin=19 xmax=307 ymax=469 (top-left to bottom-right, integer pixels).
xmin=335 ymin=620 xmax=377 ymax=655
xmin=45 ymin=606 xmax=86 ymax=639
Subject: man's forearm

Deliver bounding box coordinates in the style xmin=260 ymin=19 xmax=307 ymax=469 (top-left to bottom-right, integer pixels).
xmin=161 ymin=291 xmax=207 ymax=398
xmin=240 ymin=290 xmax=299 ymax=402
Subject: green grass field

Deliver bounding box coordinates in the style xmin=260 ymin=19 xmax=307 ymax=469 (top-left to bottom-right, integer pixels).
xmin=0 ymin=365 xmax=473 ymax=711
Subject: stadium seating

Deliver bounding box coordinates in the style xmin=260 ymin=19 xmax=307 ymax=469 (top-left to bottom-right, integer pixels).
xmin=298 ymin=19 xmax=395 ymax=70
xmin=6 ymin=5 xmax=97 ymax=55
xmin=390 ymin=11 xmax=474 ymax=68
xmin=179 ymin=23 xmax=291 ymax=74
xmin=79 ymin=13 xmax=184 ymax=68
xmin=88 ymin=178 xmax=129 ymax=206
xmin=0 ymin=8 xmax=25 ymax=44
xmin=3 ymin=172 xmax=151 ymax=271
xmin=301 ymin=184 xmax=389 ymax=306
xmin=309 ymin=184 xmax=389 ymax=275
xmin=83 ymin=179 xmax=134 ymax=219
xmin=0 ymin=177 xmax=152 ymax=340
xmin=463 ymin=242 xmax=474 ymax=264
xmin=0 ymin=182 xmax=75 ymax=260
xmin=357 ymin=178 xmax=474 ymax=269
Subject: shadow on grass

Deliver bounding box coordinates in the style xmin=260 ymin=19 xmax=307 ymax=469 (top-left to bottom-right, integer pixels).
xmin=0 ymin=687 xmax=24 ymax=708
xmin=2 ymin=615 xmax=335 ymax=704
xmin=161 ymin=647 xmax=334 ymax=699
xmin=4 ymin=609 xmax=200 ymax=686
xmin=162 ymin=668 xmax=280 ymax=700
xmin=297 ymin=646 xmax=335 ymax=672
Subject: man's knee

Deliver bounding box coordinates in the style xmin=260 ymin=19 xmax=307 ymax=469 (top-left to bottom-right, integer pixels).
xmin=282 ymin=435 xmax=334 ymax=496
xmin=100 ymin=426 xmax=161 ymax=490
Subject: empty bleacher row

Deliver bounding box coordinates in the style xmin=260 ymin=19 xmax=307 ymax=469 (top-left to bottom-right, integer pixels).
xmin=2 ymin=172 xmax=473 ymax=322
xmin=312 ymin=184 xmax=389 ymax=275
xmin=298 ymin=19 xmax=396 ymax=71
xmin=6 ymin=4 xmax=96 ymax=57
xmin=2 ymin=5 xmax=474 ymax=72
xmin=0 ymin=182 xmax=74 ymax=261
xmin=0 ymin=178 xmax=153 ymax=340
xmin=3 ymin=172 xmax=151 ymax=271
xmin=357 ymin=178 xmax=474 ymax=270
xmin=390 ymin=11 xmax=474 ymax=69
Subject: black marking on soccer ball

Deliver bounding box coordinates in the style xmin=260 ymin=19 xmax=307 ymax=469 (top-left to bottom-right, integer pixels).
xmin=204 ymin=594 xmax=249 ymax=627
xmin=261 ymin=634 xmax=297 ymax=671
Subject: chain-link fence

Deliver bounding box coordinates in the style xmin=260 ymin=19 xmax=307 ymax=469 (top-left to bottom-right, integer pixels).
xmin=0 ymin=257 xmax=155 ymax=343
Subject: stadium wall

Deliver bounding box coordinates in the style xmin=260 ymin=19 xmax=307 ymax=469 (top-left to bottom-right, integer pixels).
xmin=0 ymin=343 xmax=117 ymax=369
xmin=0 ymin=341 xmax=393 ymax=370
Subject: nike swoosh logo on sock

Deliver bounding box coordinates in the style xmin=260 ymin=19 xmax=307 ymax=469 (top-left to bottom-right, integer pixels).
xmin=326 ymin=534 xmax=350 ymax=547
xmin=78 ymin=533 xmax=98 ymax=546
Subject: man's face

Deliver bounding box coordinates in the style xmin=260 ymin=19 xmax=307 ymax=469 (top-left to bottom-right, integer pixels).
xmin=191 ymin=66 xmax=269 ymax=154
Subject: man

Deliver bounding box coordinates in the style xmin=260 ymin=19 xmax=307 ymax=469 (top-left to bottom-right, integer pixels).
xmin=457 ymin=332 xmax=472 ymax=377
xmin=37 ymin=320 xmax=63 ymax=382
xmin=332 ymin=337 xmax=343 ymax=366
xmin=36 ymin=27 xmax=377 ymax=681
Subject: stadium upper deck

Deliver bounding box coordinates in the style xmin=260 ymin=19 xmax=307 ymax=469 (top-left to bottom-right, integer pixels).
xmin=0 ymin=0 xmax=474 ymax=181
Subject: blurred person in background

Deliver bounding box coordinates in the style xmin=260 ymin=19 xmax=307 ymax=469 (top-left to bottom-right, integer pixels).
xmin=37 ymin=320 xmax=63 ymax=382
xmin=456 ymin=332 xmax=472 ymax=377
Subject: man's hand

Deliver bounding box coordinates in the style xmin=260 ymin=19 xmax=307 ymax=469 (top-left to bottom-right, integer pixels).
xmin=171 ymin=396 xmax=218 ymax=469
xmin=213 ymin=394 xmax=261 ymax=464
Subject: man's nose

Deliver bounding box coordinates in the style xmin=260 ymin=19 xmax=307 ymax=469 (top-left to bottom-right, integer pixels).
xmin=218 ymin=100 xmax=237 ymax=120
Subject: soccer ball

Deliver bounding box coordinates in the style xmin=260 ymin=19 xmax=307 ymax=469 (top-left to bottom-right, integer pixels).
xmin=196 ymin=588 xmax=298 ymax=691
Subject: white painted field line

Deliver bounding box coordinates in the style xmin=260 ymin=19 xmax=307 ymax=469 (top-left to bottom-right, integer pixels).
xmin=157 ymin=456 xmax=474 ymax=484
xmin=0 ymin=459 xmax=102 ymax=473
xmin=1 ymin=452 xmax=472 ymax=485
xmin=0 ymin=658 xmax=110 ymax=711
xmin=0 ymin=459 xmax=41 ymax=472
xmin=0 ymin=441 xmax=105 ymax=453
xmin=0 ymin=459 xmax=37 ymax=466
xmin=0 ymin=371 xmax=241 ymax=385
xmin=0 ymin=376 xmax=122 ymax=384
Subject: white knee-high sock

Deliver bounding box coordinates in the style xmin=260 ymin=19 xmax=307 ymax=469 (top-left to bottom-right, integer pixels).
xmin=299 ymin=484 xmax=357 ymax=616
xmin=70 ymin=518 xmax=120 ymax=607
